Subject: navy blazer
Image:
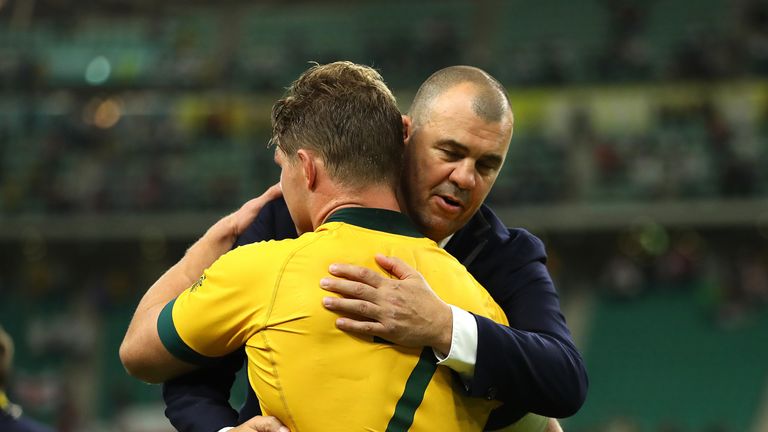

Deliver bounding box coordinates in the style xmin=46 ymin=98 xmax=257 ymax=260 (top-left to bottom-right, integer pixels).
xmin=163 ymin=198 xmax=588 ymax=431
xmin=0 ymin=409 xmax=54 ymax=432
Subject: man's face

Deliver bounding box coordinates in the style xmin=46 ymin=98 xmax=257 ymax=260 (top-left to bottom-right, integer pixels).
xmin=401 ymin=83 xmax=513 ymax=242
xmin=275 ymin=147 xmax=312 ymax=235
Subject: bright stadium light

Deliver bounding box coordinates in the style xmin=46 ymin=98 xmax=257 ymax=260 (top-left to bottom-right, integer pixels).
xmin=85 ymin=56 xmax=112 ymax=85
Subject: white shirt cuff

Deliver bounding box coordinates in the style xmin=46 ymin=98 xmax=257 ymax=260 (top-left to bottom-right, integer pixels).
xmin=432 ymin=305 xmax=478 ymax=381
xmin=218 ymin=428 xmax=234 ymax=432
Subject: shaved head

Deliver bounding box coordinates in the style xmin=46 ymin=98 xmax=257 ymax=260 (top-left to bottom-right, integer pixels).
xmin=408 ymin=65 xmax=512 ymax=126
xmin=400 ymin=65 xmax=514 ymax=242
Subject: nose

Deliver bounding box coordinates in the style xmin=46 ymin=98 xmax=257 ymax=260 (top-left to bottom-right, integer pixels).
xmin=449 ymin=160 xmax=476 ymax=190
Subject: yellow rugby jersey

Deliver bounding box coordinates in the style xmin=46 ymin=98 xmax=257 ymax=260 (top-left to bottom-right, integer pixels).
xmin=158 ymin=208 xmax=509 ymax=432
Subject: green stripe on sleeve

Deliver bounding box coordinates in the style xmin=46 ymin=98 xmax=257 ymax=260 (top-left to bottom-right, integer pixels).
xmin=157 ymin=298 xmax=219 ymax=366
xmin=386 ymin=348 xmax=438 ymax=432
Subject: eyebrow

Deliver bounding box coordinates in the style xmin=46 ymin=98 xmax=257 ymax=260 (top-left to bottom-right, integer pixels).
xmin=436 ymin=139 xmax=504 ymax=168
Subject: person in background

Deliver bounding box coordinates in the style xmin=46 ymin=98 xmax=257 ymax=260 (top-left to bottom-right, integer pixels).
xmin=0 ymin=326 xmax=54 ymax=432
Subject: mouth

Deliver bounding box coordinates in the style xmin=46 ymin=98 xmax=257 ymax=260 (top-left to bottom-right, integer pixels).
xmin=435 ymin=194 xmax=463 ymax=212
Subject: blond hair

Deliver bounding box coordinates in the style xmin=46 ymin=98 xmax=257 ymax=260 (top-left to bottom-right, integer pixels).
xmin=270 ymin=61 xmax=404 ymax=190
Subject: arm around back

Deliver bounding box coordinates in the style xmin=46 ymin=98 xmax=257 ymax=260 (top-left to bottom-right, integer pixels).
xmin=448 ymin=207 xmax=588 ymax=420
xmin=163 ymin=196 xmax=297 ymax=431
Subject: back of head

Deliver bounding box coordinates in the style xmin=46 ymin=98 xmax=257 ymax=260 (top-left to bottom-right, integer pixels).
xmin=270 ymin=61 xmax=404 ymax=190
xmin=0 ymin=326 xmax=13 ymax=389
xmin=408 ymin=65 xmax=511 ymax=126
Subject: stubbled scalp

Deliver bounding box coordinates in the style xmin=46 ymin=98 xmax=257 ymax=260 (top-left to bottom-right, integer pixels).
xmin=408 ymin=65 xmax=512 ymax=125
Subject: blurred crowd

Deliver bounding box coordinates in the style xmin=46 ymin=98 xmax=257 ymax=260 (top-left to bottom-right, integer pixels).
xmin=598 ymin=227 xmax=768 ymax=328
xmin=1 ymin=1 xmax=768 ymax=214
xmin=0 ymin=238 xmax=186 ymax=431
xmin=2 ymin=87 xmax=767 ymax=214
xmin=3 ymin=1 xmax=768 ymax=88
xmin=1 ymin=1 xmax=768 ymax=431
xmin=497 ymin=98 xmax=768 ymax=205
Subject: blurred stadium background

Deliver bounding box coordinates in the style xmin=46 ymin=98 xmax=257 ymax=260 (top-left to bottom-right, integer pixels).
xmin=1 ymin=0 xmax=768 ymax=431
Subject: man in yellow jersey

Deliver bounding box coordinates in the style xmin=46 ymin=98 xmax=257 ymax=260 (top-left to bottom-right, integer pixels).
xmin=120 ymin=62 xmax=545 ymax=431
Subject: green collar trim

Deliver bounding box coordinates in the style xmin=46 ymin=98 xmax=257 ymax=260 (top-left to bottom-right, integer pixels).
xmin=325 ymin=208 xmax=423 ymax=238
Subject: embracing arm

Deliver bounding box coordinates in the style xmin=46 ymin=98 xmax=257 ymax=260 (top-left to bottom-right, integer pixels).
xmin=319 ymin=255 xmax=569 ymax=430
xmin=161 ymin=191 xmax=298 ymax=432
xmin=119 ymin=258 xmax=213 ymax=383
xmin=319 ymin=238 xmax=587 ymax=422
xmin=120 ymin=185 xmax=281 ymax=382
xmin=473 ymin=277 xmax=587 ymax=418
xmin=467 ymin=237 xmax=587 ymax=420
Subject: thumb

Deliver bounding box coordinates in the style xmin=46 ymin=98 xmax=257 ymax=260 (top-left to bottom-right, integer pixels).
xmin=242 ymin=415 xmax=289 ymax=432
xmin=230 ymin=183 xmax=283 ymax=236
xmin=262 ymin=182 xmax=283 ymax=201
xmin=249 ymin=183 xmax=283 ymax=209
xmin=240 ymin=183 xmax=283 ymax=216
xmin=375 ymin=254 xmax=418 ymax=281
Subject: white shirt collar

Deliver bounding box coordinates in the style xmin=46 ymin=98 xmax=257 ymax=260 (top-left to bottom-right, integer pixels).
xmin=437 ymin=233 xmax=454 ymax=249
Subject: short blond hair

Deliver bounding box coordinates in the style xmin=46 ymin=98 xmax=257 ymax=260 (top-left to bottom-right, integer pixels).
xmin=270 ymin=61 xmax=404 ymax=190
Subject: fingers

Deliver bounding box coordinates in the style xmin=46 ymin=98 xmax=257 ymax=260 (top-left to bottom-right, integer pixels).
xmin=546 ymin=418 xmax=564 ymax=432
xmin=232 ymin=184 xmax=283 ymax=235
xmin=242 ymin=183 xmax=283 ymax=213
xmin=261 ymin=182 xmax=283 ymax=201
xmin=241 ymin=415 xmax=289 ymax=432
xmin=322 ymin=296 xmax=382 ymax=321
xmin=320 ymin=276 xmax=378 ymax=301
xmin=374 ymin=254 xmax=418 ymax=280
xmin=334 ymin=316 xmax=388 ymax=338
xmin=327 ymin=263 xmax=385 ymax=286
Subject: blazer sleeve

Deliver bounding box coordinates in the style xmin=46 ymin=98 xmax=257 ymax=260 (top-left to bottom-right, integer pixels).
xmin=162 ymin=197 xmax=296 ymax=431
xmin=462 ymin=229 xmax=588 ymax=424
xmin=161 ymin=351 xmax=244 ymax=432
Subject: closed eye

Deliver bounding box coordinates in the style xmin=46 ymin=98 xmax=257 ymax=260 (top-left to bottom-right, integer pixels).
xmin=477 ymin=155 xmax=503 ymax=175
xmin=476 ymin=162 xmax=495 ymax=175
xmin=440 ymin=148 xmax=463 ymax=160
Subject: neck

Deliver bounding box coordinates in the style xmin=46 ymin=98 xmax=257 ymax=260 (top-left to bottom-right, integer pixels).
xmin=311 ymin=184 xmax=401 ymax=230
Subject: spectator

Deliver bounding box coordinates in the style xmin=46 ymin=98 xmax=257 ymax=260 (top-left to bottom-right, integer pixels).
xmin=0 ymin=326 xmax=54 ymax=432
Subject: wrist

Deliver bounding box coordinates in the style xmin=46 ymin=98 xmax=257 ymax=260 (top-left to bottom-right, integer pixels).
xmin=432 ymin=306 xmax=477 ymax=379
xmin=204 ymin=214 xmax=238 ymax=249
xmin=194 ymin=218 xmax=237 ymax=259
xmin=432 ymin=302 xmax=453 ymax=355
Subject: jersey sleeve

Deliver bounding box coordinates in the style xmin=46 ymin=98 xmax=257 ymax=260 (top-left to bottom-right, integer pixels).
xmin=157 ymin=244 xmax=275 ymax=365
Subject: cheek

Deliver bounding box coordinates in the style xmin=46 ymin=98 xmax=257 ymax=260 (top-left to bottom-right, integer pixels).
xmin=471 ymin=178 xmax=495 ymax=204
xmin=419 ymin=157 xmax=450 ymax=183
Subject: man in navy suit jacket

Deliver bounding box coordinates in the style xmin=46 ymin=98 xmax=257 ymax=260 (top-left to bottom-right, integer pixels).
xmin=162 ymin=66 xmax=587 ymax=431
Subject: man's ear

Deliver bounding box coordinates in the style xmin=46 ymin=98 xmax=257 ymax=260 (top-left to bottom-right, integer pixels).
xmin=402 ymin=115 xmax=413 ymax=145
xmin=297 ymin=149 xmax=317 ymax=190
